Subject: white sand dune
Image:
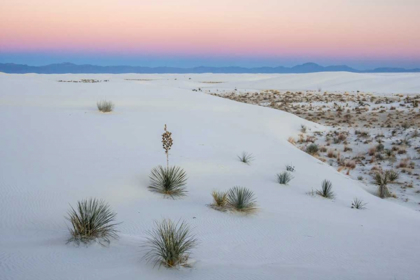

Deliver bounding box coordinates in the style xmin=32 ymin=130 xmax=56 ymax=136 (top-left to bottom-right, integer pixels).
xmin=0 ymin=73 xmax=420 ymax=280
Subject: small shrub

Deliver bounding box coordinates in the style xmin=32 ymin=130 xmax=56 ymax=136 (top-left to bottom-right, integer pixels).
xmin=211 ymin=191 xmax=227 ymax=208
xmin=387 ymin=170 xmax=399 ymax=182
xmin=316 ymin=180 xmax=335 ymax=199
xmin=97 ymin=100 xmax=114 ymax=112
xmin=67 ymin=198 xmax=118 ymax=245
xmin=376 ymin=143 xmax=385 ymax=152
xmin=301 ymin=125 xmax=307 ymax=133
xmin=144 ymin=219 xmax=197 ymax=268
xmin=149 ymin=166 xmax=187 ymax=198
xmin=286 ymin=164 xmax=295 ymax=172
xmin=237 ymin=152 xmax=254 ymax=165
xmin=227 ymin=187 xmax=257 ymax=213
xmin=277 ymin=171 xmax=293 ymax=185
xmin=306 ymin=144 xmax=319 ymax=155
xmin=351 ymin=198 xmax=367 ymax=209
xmin=357 ymin=176 xmax=363 ymax=181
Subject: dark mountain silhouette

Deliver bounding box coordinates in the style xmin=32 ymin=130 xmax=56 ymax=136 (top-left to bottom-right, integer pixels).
xmin=0 ymin=62 xmax=419 ymax=74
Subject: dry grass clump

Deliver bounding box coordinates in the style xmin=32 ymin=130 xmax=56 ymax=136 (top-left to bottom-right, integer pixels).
xmin=144 ymin=219 xmax=197 ymax=268
xmin=149 ymin=166 xmax=187 ymax=198
xmin=97 ymin=100 xmax=115 ymax=112
xmin=210 ymin=191 xmax=228 ymax=210
xmin=227 ymin=187 xmax=257 ymax=213
xmin=67 ymin=198 xmax=119 ymax=245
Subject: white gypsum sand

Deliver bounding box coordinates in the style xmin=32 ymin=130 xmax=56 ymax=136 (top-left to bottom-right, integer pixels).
xmin=0 ymin=72 xmax=420 ymax=280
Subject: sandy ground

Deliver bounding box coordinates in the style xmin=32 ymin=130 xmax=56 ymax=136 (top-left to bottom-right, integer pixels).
xmin=1 ymin=73 xmax=420 ymax=280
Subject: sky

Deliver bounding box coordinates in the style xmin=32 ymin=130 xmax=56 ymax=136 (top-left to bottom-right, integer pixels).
xmin=1 ymin=0 xmax=420 ymax=69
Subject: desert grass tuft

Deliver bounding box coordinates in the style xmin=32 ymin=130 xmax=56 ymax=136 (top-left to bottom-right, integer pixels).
xmin=149 ymin=166 xmax=187 ymax=198
xmin=316 ymin=180 xmax=335 ymax=199
xmin=237 ymin=152 xmax=254 ymax=165
xmin=227 ymin=186 xmax=257 ymax=213
xmin=97 ymin=100 xmax=114 ymax=112
xmin=277 ymin=171 xmax=293 ymax=185
xmin=351 ymin=198 xmax=367 ymax=209
xmin=66 ymin=198 xmax=119 ymax=245
xmin=144 ymin=219 xmax=197 ymax=268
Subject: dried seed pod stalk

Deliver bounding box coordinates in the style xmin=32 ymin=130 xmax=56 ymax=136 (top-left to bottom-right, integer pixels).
xmin=162 ymin=124 xmax=173 ymax=168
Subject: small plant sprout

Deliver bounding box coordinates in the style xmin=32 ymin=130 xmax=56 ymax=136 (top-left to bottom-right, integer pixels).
xmin=149 ymin=166 xmax=187 ymax=198
xmin=66 ymin=198 xmax=119 ymax=245
xmin=162 ymin=124 xmax=173 ymax=168
xmin=286 ymin=164 xmax=295 ymax=172
xmin=351 ymin=198 xmax=367 ymax=209
xmin=237 ymin=152 xmax=254 ymax=165
xmin=301 ymin=125 xmax=307 ymax=133
xmin=277 ymin=171 xmax=293 ymax=185
xmin=227 ymin=187 xmax=257 ymax=213
xmin=144 ymin=219 xmax=197 ymax=268
xmin=97 ymin=100 xmax=115 ymax=112
xmin=316 ymin=180 xmax=335 ymax=199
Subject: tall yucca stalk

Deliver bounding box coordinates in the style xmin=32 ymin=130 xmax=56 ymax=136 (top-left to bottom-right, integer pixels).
xmin=144 ymin=219 xmax=197 ymax=268
xmin=66 ymin=198 xmax=119 ymax=245
xmin=162 ymin=124 xmax=173 ymax=168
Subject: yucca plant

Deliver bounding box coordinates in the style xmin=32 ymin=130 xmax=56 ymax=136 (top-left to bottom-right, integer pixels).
xmin=277 ymin=171 xmax=293 ymax=185
xmin=144 ymin=219 xmax=197 ymax=268
xmin=351 ymin=198 xmax=367 ymax=209
xmin=227 ymin=187 xmax=257 ymax=213
xmin=97 ymin=100 xmax=114 ymax=112
xmin=149 ymin=166 xmax=187 ymax=198
xmin=316 ymin=180 xmax=335 ymax=199
xmin=211 ymin=191 xmax=228 ymax=209
xmin=237 ymin=152 xmax=254 ymax=165
xmin=66 ymin=198 xmax=119 ymax=245
xmin=374 ymin=172 xmax=391 ymax=198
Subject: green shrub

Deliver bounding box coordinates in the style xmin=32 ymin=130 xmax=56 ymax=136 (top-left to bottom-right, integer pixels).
xmin=149 ymin=166 xmax=187 ymax=198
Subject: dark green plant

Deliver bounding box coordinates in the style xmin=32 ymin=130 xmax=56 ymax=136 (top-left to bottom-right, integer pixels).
xmin=67 ymin=198 xmax=119 ymax=245
xmin=351 ymin=198 xmax=367 ymax=209
xmin=306 ymin=144 xmax=319 ymax=155
xmin=144 ymin=219 xmax=197 ymax=268
xmin=237 ymin=152 xmax=254 ymax=164
xmin=149 ymin=166 xmax=187 ymax=198
xmin=316 ymin=180 xmax=335 ymax=199
xmin=277 ymin=171 xmax=293 ymax=185
xmin=227 ymin=187 xmax=257 ymax=213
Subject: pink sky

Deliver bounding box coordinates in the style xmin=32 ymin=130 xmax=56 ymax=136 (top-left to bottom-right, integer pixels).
xmin=1 ymin=0 xmax=419 ymax=67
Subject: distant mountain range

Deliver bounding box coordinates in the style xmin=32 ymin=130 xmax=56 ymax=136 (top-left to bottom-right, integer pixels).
xmin=1 ymin=62 xmax=419 ymax=74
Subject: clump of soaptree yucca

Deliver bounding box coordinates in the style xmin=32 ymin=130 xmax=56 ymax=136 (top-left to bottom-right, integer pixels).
xmin=149 ymin=125 xmax=188 ymax=198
